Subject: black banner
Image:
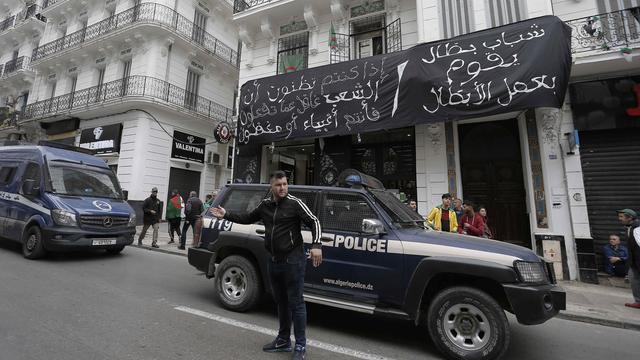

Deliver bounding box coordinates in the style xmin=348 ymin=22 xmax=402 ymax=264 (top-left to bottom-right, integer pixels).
xmin=237 ymin=16 xmax=571 ymax=146
xmin=171 ymin=130 xmax=205 ymax=163
xmin=79 ymin=124 xmax=122 ymax=154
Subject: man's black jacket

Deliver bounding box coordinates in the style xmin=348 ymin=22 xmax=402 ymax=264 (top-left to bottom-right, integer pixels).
xmin=142 ymin=196 xmax=162 ymax=225
xmin=223 ymin=194 xmax=321 ymax=256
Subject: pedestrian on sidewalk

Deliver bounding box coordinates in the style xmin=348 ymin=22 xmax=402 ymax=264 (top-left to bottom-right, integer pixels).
xmin=458 ymin=200 xmax=485 ymax=237
xmin=617 ymin=209 xmax=640 ymax=309
xmin=479 ymin=206 xmax=495 ymax=239
xmin=453 ymin=198 xmax=464 ymax=222
xmin=166 ymin=189 xmax=183 ymax=244
xmin=179 ymin=191 xmax=203 ymax=250
xmin=603 ymin=234 xmax=628 ymax=277
xmin=139 ymin=187 xmax=161 ymax=248
xmin=426 ymin=193 xmax=458 ymax=232
xmin=407 ymin=200 xmax=420 ymax=216
xmin=211 ymin=170 xmax=322 ymax=360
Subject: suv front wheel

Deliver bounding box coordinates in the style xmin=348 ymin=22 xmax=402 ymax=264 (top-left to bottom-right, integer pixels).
xmin=427 ymin=286 xmax=510 ymax=360
xmin=214 ymin=255 xmax=262 ymax=312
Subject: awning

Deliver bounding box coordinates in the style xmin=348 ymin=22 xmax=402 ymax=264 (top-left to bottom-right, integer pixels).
xmin=237 ymin=15 xmax=572 ymax=146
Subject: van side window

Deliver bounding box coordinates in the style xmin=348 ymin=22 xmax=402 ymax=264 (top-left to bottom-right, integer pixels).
xmin=23 ymin=163 xmax=42 ymax=191
xmin=322 ymin=193 xmax=378 ymax=233
xmin=0 ymin=165 xmax=17 ymax=186
xmin=222 ymin=189 xmax=268 ymax=213
xmin=288 ymin=191 xmax=316 ymax=230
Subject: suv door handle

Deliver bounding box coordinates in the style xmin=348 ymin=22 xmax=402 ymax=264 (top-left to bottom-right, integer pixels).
xmin=256 ymin=228 xmax=265 ymax=235
xmin=321 ymin=236 xmax=333 ymax=243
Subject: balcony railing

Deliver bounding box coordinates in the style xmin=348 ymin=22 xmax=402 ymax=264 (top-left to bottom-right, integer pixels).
xmin=21 ymin=75 xmax=234 ymax=122
xmin=42 ymin=0 xmax=61 ymax=8
xmin=1 ymin=56 xmax=33 ymax=78
xmin=32 ymin=3 xmax=239 ymax=68
xmin=0 ymin=15 xmax=16 ymax=32
xmin=0 ymin=4 xmax=46 ymax=34
xmin=233 ymin=0 xmax=276 ymax=14
xmin=567 ymin=7 xmax=640 ymax=54
xmin=0 ymin=111 xmax=19 ymax=129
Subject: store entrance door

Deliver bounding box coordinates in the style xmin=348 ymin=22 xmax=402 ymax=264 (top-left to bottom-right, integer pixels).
xmin=168 ymin=167 xmax=202 ymax=207
xmin=458 ymin=119 xmax=530 ymax=247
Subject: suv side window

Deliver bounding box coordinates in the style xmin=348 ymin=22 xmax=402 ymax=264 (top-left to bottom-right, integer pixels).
xmin=222 ymin=188 xmax=267 ymax=213
xmin=288 ymin=190 xmax=316 ymax=230
xmin=322 ymin=193 xmax=379 ymax=233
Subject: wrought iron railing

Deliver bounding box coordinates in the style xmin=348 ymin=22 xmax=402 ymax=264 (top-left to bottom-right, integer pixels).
xmin=32 ymin=3 xmax=238 ymax=67
xmin=233 ymin=0 xmax=277 ymax=13
xmin=42 ymin=0 xmax=60 ymax=8
xmin=21 ymin=75 xmax=234 ymax=122
xmin=1 ymin=56 xmax=32 ymax=78
xmin=0 ymin=111 xmax=19 ymax=129
xmin=0 ymin=64 xmax=3 ymax=77
xmin=0 ymin=15 xmax=16 ymax=32
xmin=17 ymin=4 xmax=45 ymax=22
xmin=566 ymin=7 xmax=640 ymax=53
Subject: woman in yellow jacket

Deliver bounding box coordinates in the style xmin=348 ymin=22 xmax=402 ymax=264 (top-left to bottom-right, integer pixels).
xmin=426 ymin=193 xmax=458 ymax=232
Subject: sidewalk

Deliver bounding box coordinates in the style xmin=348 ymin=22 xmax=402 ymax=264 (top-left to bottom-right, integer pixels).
xmin=132 ymin=225 xmax=640 ymax=331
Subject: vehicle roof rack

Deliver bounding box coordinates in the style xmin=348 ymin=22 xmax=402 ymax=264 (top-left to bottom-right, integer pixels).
xmin=37 ymin=140 xmax=95 ymax=155
xmin=337 ymin=169 xmax=385 ymax=190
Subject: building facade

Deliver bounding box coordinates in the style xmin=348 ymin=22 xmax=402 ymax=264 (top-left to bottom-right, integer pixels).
xmin=1 ymin=0 xmax=240 ymax=216
xmin=231 ymin=0 xmax=640 ymax=282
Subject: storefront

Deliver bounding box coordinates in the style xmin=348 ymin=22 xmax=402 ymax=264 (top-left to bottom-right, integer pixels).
xmin=169 ymin=130 xmax=206 ymax=205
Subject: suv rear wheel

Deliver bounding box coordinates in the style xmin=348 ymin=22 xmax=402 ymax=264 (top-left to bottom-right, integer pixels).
xmin=427 ymin=286 xmax=510 ymax=360
xmin=215 ymin=255 xmax=262 ymax=312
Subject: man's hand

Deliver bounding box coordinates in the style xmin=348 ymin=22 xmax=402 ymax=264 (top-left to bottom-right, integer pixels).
xmin=463 ymin=222 xmax=470 ymax=229
xmin=310 ymin=248 xmax=322 ymax=267
xmin=211 ymin=205 xmax=226 ymax=219
xmin=609 ymin=256 xmax=620 ymax=263
xmin=150 ymin=210 xmax=156 ymax=215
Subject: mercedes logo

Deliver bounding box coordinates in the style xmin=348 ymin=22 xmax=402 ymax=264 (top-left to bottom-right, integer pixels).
xmin=103 ymin=217 xmax=113 ymax=228
xmin=93 ymin=200 xmax=112 ymax=211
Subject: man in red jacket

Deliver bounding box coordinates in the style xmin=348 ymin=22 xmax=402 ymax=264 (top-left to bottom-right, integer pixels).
xmin=458 ymin=200 xmax=485 ymax=237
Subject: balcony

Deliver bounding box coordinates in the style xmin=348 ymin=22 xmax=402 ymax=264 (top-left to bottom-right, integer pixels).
xmin=0 ymin=110 xmax=19 ymax=131
xmin=20 ymin=75 xmax=234 ymax=123
xmin=233 ymin=0 xmax=279 ymax=14
xmin=0 ymin=4 xmax=46 ymax=45
xmin=32 ymin=3 xmax=239 ymax=69
xmin=0 ymin=56 xmax=35 ymax=96
xmin=1 ymin=56 xmax=33 ymax=78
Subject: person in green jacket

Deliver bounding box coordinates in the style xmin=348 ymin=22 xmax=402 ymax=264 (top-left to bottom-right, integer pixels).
xmin=426 ymin=193 xmax=458 ymax=232
xmin=166 ymin=189 xmax=183 ymax=244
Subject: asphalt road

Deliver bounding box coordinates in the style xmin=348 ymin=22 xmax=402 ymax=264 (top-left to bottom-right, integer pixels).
xmin=0 ymin=242 xmax=637 ymax=360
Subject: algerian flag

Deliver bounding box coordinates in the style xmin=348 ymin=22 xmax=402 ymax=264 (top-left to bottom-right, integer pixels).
xmin=329 ymin=22 xmax=338 ymax=50
xmin=278 ymin=53 xmax=304 ymax=73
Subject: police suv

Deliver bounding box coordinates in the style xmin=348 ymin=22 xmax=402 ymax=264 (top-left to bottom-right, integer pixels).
xmin=187 ymin=171 xmax=565 ymax=360
xmin=0 ymin=142 xmax=136 ymax=259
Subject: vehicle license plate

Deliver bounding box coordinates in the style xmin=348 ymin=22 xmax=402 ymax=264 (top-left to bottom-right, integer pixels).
xmin=92 ymin=239 xmax=117 ymax=246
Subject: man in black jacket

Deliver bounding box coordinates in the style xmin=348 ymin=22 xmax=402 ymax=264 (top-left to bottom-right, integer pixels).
xmin=179 ymin=191 xmax=204 ymax=250
xmin=138 ymin=187 xmax=161 ymax=248
xmin=211 ymin=171 xmax=322 ymax=360
xmin=618 ymin=209 xmax=640 ymax=309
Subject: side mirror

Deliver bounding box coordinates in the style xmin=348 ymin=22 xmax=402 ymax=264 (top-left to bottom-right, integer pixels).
xmin=362 ymin=218 xmax=386 ymax=235
xmin=122 ymin=190 xmax=129 ymax=201
xmin=21 ymin=179 xmax=37 ymax=196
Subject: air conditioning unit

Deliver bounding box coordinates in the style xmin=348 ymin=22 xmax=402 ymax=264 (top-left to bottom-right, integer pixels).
xmin=207 ymin=151 xmax=221 ymax=166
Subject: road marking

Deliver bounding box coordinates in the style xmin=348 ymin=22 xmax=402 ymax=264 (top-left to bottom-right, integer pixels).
xmin=174 ymin=305 xmax=395 ymax=360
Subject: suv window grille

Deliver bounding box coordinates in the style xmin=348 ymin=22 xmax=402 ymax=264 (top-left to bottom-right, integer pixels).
xmin=322 ymin=193 xmax=378 ymax=233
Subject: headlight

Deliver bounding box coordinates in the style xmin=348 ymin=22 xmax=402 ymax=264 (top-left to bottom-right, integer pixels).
xmin=513 ymin=260 xmax=548 ymax=283
xmin=127 ymin=214 xmax=137 ymax=227
xmin=52 ymin=209 xmax=77 ymax=226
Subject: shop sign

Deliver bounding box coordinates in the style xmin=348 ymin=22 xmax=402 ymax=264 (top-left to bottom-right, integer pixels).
xmin=172 ymin=130 xmax=205 ymax=163
xmin=237 ymin=16 xmax=572 ymax=146
xmin=214 ymin=122 xmax=233 ymax=144
xmin=79 ymin=124 xmax=123 ymax=154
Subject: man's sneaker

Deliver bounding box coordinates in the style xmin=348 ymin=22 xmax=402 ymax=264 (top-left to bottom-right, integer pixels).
xmin=151 ymin=244 xmax=159 ymax=248
xmin=262 ymin=338 xmax=292 ymax=353
xmin=625 ymin=302 xmax=640 ymax=309
xmin=292 ymin=345 xmax=305 ymax=360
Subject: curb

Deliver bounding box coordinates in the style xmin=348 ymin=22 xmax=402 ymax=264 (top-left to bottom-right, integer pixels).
xmin=556 ymin=312 xmax=640 ymax=332
xmin=133 ymin=244 xmax=640 ymax=332
xmin=130 ymin=244 xmax=188 ymax=258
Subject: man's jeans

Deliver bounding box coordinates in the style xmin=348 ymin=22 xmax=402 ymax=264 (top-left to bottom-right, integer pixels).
xmin=180 ymin=219 xmax=197 ymax=247
xmin=630 ymin=267 xmax=640 ymax=303
xmin=268 ymin=248 xmax=307 ymax=347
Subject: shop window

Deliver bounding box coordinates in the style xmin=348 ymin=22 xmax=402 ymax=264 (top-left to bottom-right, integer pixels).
xmin=277 ymin=32 xmax=309 ymax=74
xmin=485 ymin=0 xmax=527 ymax=27
xmin=322 ymin=193 xmax=378 ymax=233
xmin=438 ymin=0 xmax=474 ymax=38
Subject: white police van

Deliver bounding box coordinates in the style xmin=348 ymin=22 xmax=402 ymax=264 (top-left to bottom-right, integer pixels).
xmin=0 ymin=141 xmax=136 ymax=259
xmin=188 ymin=170 xmax=565 ymax=360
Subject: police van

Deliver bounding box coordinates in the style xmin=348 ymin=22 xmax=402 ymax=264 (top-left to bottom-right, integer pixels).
xmin=187 ymin=170 xmax=565 ymax=360
xmin=0 ymin=141 xmax=136 ymax=259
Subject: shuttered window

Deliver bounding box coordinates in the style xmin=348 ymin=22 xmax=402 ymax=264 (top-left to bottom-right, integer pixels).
xmin=486 ymin=0 xmax=526 ymax=27
xmin=439 ymin=0 xmax=474 ymax=38
xmin=185 ymin=69 xmax=201 ymax=109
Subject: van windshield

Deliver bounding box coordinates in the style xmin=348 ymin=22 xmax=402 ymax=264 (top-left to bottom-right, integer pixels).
xmin=369 ymin=189 xmax=427 ymax=229
xmin=47 ymin=162 xmax=123 ymax=199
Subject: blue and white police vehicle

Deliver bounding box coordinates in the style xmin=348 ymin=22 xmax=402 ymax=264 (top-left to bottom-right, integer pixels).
xmin=0 ymin=141 xmax=136 ymax=259
xmin=187 ymin=170 xmax=565 ymax=360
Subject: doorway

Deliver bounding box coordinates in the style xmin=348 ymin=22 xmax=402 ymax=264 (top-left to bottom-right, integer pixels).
xmin=168 ymin=167 xmax=202 ymax=208
xmin=458 ymin=119 xmax=530 ymax=247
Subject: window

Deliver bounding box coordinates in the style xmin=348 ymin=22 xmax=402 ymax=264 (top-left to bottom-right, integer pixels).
xmin=351 ymin=14 xmax=386 ymax=59
xmin=597 ymin=0 xmax=640 ymax=13
xmin=0 ymin=165 xmax=17 ymax=186
xmin=439 ymin=0 xmax=474 ymax=38
xmin=192 ymin=10 xmax=207 ymax=45
xmin=22 ymin=163 xmax=42 ymax=193
xmin=49 ymin=81 xmax=57 ymax=99
xmin=121 ymin=60 xmax=132 ymax=96
xmin=486 ymin=0 xmax=526 ymax=27
xmin=96 ymin=67 xmax=106 ymax=101
xmin=322 ymin=193 xmax=378 ymax=233
xmin=185 ymin=69 xmax=201 ymax=109
xmin=222 ymin=188 xmax=267 ymax=213
xmin=277 ymin=32 xmax=309 ymax=74
xmin=70 ymin=76 xmax=78 ymax=93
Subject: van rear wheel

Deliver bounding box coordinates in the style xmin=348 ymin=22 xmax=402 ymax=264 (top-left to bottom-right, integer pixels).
xmin=23 ymin=226 xmax=46 ymax=260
